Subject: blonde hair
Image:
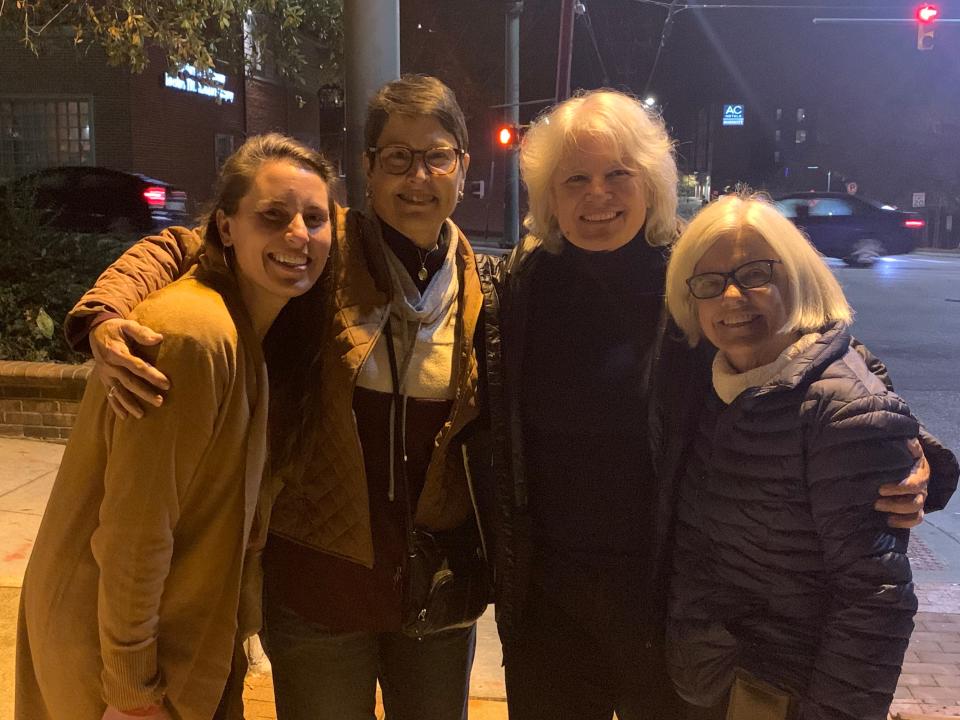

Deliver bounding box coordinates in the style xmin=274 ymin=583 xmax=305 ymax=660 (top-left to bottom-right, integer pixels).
xmin=665 ymin=193 xmax=853 ymax=346
xmin=519 ymin=89 xmax=678 ymax=249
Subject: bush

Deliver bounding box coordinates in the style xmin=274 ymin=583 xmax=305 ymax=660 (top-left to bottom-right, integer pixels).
xmin=0 ymin=182 xmax=130 ymax=362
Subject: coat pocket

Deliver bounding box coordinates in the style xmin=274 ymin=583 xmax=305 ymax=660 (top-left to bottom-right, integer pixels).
xmin=666 ymin=620 xmax=740 ymax=707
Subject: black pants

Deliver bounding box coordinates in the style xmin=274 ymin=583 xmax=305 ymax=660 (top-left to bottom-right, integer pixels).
xmin=504 ymin=562 xmax=689 ymax=720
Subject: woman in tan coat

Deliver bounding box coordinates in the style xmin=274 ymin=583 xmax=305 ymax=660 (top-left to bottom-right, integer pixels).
xmin=57 ymin=75 xmax=488 ymax=720
xmin=16 ymin=134 xmax=335 ymax=720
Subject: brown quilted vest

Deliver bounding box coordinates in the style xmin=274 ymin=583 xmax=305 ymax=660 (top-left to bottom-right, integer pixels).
xmin=268 ymin=207 xmax=482 ymax=568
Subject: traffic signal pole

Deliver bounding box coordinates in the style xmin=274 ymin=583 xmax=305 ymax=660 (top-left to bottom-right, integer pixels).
xmin=503 ymin=1 xmax=523 ymax=248
xmin=555 ymin=0 xmax=576 ymax=103
xmin=344 ymin=0 xmax=400 ymax=207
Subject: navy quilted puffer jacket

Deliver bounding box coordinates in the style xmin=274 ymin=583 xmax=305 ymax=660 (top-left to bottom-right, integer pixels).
xmin=667 ymin=323 xmax=957 ymax=720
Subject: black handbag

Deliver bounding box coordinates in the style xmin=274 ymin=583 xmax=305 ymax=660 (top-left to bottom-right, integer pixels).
xmin=384 ymin=320 xmax=490 ymax=639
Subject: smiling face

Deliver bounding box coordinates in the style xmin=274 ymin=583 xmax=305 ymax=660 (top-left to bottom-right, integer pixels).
xmin=693 ymin=230 xmax=799 ymax=372
xmin=217 ymin=159 xmax=331 ymax=322
xmin=365 ymin=113 xmax=469 ymax=249
xmin=550 ymin=134 xmax=647 ymax=252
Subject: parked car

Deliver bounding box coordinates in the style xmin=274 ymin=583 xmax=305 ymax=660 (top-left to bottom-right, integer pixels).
xmin=774 ymin=192 xmax=925 ymax=266
xmin=1 ymin=166 xmax=190 ymax=234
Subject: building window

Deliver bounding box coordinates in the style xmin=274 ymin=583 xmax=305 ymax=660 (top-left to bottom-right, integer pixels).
xmin=796 ymin=107 xmax=806 ymax=123
xmin=775 ymin=129 xmax=781 ymax=143
xmin=318 ymin=85 xmax=344 ymax=110
xmin=795 ymin=129 xmax=807 ymax=144
xmin=0 ymin=97 xmax=94 ymax=178
xmin=215 ymin=134 xmax=235 ymax=171
xmin=776 ymin=107 xmax=782 ymax=121
xmin=774 ymin=150 xmax=781 ymax=163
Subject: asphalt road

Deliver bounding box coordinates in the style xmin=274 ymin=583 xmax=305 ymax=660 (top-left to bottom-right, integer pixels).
xmin=830 ymin=251 xmax=960 ymax=581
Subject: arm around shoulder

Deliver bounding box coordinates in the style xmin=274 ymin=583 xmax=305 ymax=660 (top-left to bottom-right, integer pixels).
xmin=65 ymin=227 xmax=205 ymax=352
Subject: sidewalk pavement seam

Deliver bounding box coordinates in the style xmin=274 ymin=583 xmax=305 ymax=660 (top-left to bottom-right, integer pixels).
xmin=0 ymin=473 xmax=54 ymax=501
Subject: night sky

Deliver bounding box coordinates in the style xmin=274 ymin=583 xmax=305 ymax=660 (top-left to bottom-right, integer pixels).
xmin=402 ymin=1 xmax=960 ymax=212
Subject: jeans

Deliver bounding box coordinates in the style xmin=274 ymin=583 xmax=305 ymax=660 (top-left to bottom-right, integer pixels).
xmin=260 ymin=600 xmax=476 ymax=720
xmin=504 ymin=561 xmax=688 ymax=720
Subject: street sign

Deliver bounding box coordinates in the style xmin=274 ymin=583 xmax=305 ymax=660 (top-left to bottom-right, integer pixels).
xmin=722 ymin=104 xmax=744 ymax=127
xmin=913 ymin=192 xmax=926 ymax=208
xmin=846 ymin=181 xmax=858 ymax=194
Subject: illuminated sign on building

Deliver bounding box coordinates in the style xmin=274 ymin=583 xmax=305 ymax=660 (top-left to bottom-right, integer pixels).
xmin=722 ymin=104 xmax=744 ymax=127
xmin=164 ymin=65 xmax=235 ymax=103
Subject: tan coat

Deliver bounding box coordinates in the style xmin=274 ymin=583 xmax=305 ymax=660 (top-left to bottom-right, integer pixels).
xmin=17 ymin=255 xmax=277 ymax=720
xmin=65 ymin=208 xmax=484 ymax=569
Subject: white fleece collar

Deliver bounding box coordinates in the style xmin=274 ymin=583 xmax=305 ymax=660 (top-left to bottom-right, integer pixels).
xmin=712 ymin=332 xmax=822 ymax=404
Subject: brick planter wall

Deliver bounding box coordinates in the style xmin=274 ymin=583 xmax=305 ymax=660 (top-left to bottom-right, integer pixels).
xmin=0 ymin=361 xmax=92 ymax=443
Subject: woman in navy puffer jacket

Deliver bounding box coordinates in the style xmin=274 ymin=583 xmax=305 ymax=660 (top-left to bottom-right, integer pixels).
xmin=663 ymin=194 xmax=960 ymax=720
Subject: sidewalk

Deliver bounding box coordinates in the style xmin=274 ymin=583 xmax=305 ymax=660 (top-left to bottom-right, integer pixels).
xmin=1 ymin=436 xmax=958 ymax=719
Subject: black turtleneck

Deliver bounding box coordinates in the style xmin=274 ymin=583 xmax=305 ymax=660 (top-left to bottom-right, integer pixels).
xmin=520 ymin=232 xmax=666 ymax=571
xmin=379 ymin=219 xmax=448 ymax=294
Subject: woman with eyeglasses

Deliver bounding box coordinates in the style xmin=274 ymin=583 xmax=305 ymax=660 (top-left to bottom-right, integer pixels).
xmin=485 ymin=89 xmax=952 ymax=720
xmin=61 ymin=75 xmax=487 ymax=720
xmin=663 ymin=193 xmax=959 ymax=720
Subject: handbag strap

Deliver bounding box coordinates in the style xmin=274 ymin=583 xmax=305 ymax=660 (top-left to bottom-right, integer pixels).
xmin=383 ymin=318 xmax=418 ymax=556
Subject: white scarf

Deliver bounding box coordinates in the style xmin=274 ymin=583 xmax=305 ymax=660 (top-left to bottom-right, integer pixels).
xmin=712 ymin=332 xmax=822 ymax=404
xmin=356 ymin=220 xmax=460 ymax=400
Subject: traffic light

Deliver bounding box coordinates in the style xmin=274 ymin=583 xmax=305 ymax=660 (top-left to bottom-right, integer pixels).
xmin=916 ymin=4 xmax=938 ymax=50
xmin=496 ymin=124 xmax=520 ymax=149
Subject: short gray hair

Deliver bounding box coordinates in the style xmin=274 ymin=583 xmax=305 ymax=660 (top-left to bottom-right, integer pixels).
xmin=519 ymin=89 xmax=679 ymax=249
xmin=665 ymin=193 xmax=853 ymax=346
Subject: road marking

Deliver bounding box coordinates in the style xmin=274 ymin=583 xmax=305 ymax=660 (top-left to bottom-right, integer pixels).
xmin=905 ymin=256 xmax=960 ymax=265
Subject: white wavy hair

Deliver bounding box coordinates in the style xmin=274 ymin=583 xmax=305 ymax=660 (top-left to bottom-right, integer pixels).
xmin=519 ymin=89 xmax=679 ymax=249
xmin=665 ymin=193 xmax=854 ymax=347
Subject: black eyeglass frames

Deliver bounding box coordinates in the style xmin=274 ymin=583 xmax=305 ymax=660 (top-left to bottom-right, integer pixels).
xmin=686 ymin=259 xmax=783 ymax=300
xmin=367 ymin=145 xmax=464 ymax=176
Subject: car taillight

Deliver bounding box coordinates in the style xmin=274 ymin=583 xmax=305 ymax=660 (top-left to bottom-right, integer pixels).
xmin=903 ymin=218 xmax=925 ymax=229
xmin=142 ymin=186 xmax=167 ymax=206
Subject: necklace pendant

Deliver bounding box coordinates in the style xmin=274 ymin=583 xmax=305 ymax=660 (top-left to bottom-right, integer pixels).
xmin=418 ymin=266 xmax=429 ymax=282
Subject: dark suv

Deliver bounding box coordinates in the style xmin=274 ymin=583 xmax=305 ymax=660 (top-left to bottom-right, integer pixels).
xmin=774 ymin=192 xmax=924 ymax=266
xmin=2 ymin=166 xmax=190 ymax=234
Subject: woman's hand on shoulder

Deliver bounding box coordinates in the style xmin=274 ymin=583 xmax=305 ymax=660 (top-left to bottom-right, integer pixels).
xmin=91 ymin=318 xmax=170 ymax=420
xmin=102 ymin=704 xmax=173 ymax=720
xmin=875 ymin=438 xmax=928 ymax=529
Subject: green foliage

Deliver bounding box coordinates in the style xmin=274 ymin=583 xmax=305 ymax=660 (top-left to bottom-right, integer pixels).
xmin=0 ymin=182 xmax=129 ymax=362
xmin=0 ymin=0 xmax=342 ymax=86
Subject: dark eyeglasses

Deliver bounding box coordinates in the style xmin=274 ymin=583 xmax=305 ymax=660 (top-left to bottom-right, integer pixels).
xmin=686 ymin=259 xmax=782 ymax=300
xmin=367 ymin=145 xmax=464 ymax=176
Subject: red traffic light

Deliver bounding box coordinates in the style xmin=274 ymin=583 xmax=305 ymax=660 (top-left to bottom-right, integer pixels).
xmin=916 ymin=4 xmax=939 ymax=23
xmin=497 ymin=124 xmax=518 ymax=148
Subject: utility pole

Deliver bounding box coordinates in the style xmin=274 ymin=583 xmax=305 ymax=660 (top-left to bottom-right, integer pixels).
xmin=344 ymin=0 xmax=400 ymax=207
xmin=555 ymin=0 xmax=576 ymax=102
xmin=503 ymin=1 xmax=523 ymax=247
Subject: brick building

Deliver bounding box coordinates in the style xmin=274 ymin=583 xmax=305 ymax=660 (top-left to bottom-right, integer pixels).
xmin=0 ymin=30 xmax=341 ymax=216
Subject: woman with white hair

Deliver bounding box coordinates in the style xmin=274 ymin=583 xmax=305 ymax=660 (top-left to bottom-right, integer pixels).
xmin=484 ymin=90 xmax=951 ymax=720
xmin=664 ymin=194 xmax=958 ymax=719
xmin=483 ymin=89 xmax=695 ymax=719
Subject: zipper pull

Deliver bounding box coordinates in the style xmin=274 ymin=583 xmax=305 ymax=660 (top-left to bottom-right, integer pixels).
xmin=393 ymin=565 xmax=403 ymax=589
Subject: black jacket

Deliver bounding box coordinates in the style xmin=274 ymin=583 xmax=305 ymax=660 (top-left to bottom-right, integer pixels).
xmin=471 ymin=235 xmax=712 ymax=644
xmin=666 ymin=323 xmax=959 ymax=720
